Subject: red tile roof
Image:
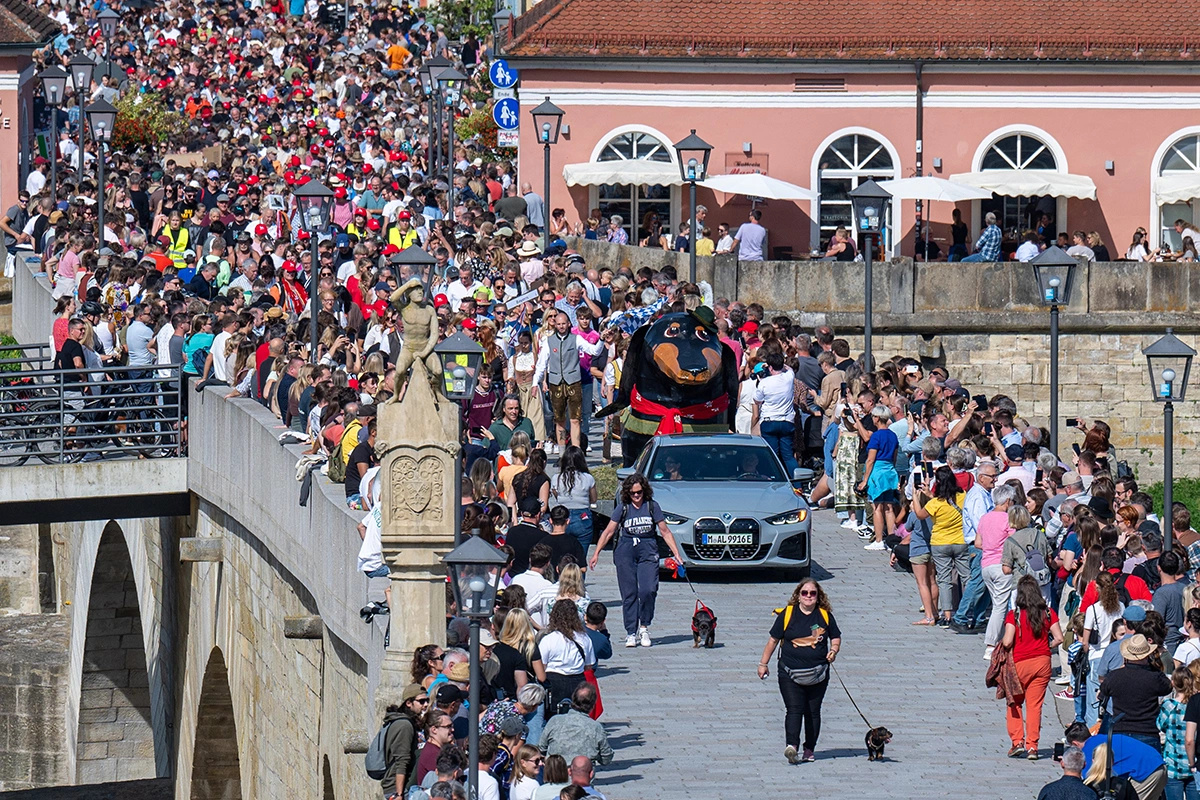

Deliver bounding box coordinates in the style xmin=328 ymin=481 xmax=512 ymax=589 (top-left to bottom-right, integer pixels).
xmin=504 ymin=0 xmax=1200 ymax=62
xmin=0 ymin=0 xmax=58 ymax=47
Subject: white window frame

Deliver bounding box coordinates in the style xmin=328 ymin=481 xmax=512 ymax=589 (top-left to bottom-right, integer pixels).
xmin=970 ymin=124 xmax=1068 ymax=240
xmin=809 ymin=127 xmax=902 ymax=258
xmin=587 ymin=124 xmax=680 ymax=242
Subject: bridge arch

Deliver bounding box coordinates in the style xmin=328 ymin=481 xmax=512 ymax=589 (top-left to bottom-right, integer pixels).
xmin=190 ymin=647 xmax=243 ymax=800
xmin=68 ymin=519 xmax=170 ymax=784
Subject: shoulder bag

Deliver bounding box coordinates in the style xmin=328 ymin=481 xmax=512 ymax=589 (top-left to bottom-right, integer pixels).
xmin=777 ymin=605 xmax=831 ymax=686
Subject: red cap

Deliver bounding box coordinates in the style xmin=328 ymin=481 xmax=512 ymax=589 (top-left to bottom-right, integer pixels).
xmin=318 ymin=127 xmax=329 ymax=137
xmin=297 ymin=230 xmax=311 ymax=240
xmin=323 ymin=138 xmax=335 ymax=149
xmin=289 ymin=155 xmax=301 ymax=167
xmin=366 ymin=218 xmax=382 ymax=231
xmin=237 ymin=184 xmax=249 ymax=195
xmin=739 ymin=321 xmax=759 ymax=334
xmin=304 ymin=87 xmax=314 ymax=97
xmin=433 ymin=294 xmax=450 ymax=308
xmin=283 ymin=170 xmax=296 ymax=184
xmin=388 ymin=151 xmax=402 ymax=162
xmin=361 ymin=164 xmax=373 ymax=174
xmin=247 ymin=175 xmax=259 ymax=186
xmin=382 ymin=244 xmax=400 ymax=255
xmin=254 ymin=223 xmax=268 ymax=236
xmin=157 ymin=235 xmax=171 ymax=246
xmin=397 ymin=210 xmax=411 ymax=220
xmin=306 ymin=119 xmax=316 ymax=129
xmin=282 ymin=260 xmax=298 ymax=273
xmin=334 ymin=186 xmax=347 ymax=199
xmin=310 ymin=144 xmax=320 ymax=154
xmin=461 ymin=318 xmax=477 ymax=330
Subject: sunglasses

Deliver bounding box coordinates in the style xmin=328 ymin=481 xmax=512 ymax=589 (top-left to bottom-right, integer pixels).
xmin=414 ymin=697 xmax=429 ymax=704
xmin=629 ymin=489 xmax=644 ymax=496
xmin=799 ymin=590 xmax=818 ymax=597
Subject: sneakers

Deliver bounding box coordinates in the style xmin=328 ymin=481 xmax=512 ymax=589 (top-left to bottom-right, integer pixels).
xmin=864 ymin=541 xmax=886 ymax=551
xmin=856 ymin=525 xmax=876 ymax=540
xmin=638 ymin=626 xmax=652 ymax=647
xmin=359 ymin=601 xmax=389 ymax=622
xmin=984 ymin=646 xmax=995 ymax=660
xmin=1027 ymin=750 xmax=1040 ymax=761
xmin=1055 ymin=675 xmax=1071 ymax=686
xmin=784 ymin=745 xmax=800 ymax=765
xmin=840 ymin=518 xmax=859 ymax=530
xmin=1054 ymin=689 xmax=1074 ymax=700
xmin=936 ymin=617 xmax=950 ymax=628
xmin=801 ymin=748 xmax=815 ymax=762
xmin=625 ymin=634 xmax=638 ymax=648
xmin=1007 ymin=745 xmax=1027 ymax=759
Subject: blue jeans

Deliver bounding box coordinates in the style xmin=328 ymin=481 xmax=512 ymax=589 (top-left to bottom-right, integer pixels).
xmin=961 ymin=252 xmax=987 ymax=262
xmin=566 ymin=508 xmax=593 ymax=557
xmin=613 ymin=536 xmax=660 ymax=635
xmin=952 ymin=545 xmax=991 ymax=626
xmin=1166 ymin=775 xmax=1199 ymax=800
xmin=580 ymin=380 xmax=593 ymax=449
xmin=1084 ymin=656 xmax=1101 ymax=728
xmin=948 ymin=244 xmax=968 ymax=262
xmin=760 ymin=420 xmax=799 ymax=477
xmin=1126 ymin=732 xmax=1164 ymax=754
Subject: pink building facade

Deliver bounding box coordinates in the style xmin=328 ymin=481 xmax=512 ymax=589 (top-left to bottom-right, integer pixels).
xmin=502 ymin=2 xmax=1200 ymax=260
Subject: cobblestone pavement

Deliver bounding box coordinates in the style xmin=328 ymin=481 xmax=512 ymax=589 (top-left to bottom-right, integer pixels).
xmin=583 ymin=508 xmax=1068 ymax=799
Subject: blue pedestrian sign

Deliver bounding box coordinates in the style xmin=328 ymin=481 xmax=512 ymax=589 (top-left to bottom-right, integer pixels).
xmin=489 ymin=60 xmax=518 ymax=89
xmin=493 ymin=98 xmax=520 ymax=131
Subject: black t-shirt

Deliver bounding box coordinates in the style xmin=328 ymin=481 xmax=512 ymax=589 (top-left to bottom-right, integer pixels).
xmin=1186 ymin=696 xmax=1200 ymax=760
xmin=345 ymin=440 xmax=375 ymax=498
xmin=505 ymin=522 xmax=545 ymax=575
xmin=538 ymin=532 xmax=586 ymax=573
xmin=513 ymin=472 xmax=549 ymax=507
xmin=769 ymin=605 xmax=841 ymax=671
xmin=491 ymin=642 xmax=531 ymax=700
xmin=55 ymin=339 xmax=86 ymax=385
xmin=276 ymin=373 xmax=297 ymax=425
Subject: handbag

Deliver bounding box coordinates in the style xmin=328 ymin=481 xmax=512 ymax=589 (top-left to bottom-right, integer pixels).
xmin=569 ymin=638 xmax=603 ymax=719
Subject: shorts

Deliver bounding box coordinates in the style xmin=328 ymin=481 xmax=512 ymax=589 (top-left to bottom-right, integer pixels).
xmin=365 ymin=564 xmax=390 ymax=579
xmin=549 ymin=381 xmax=582 ymax=422
xmin=910 ymin=553 xmax=932 ymax=565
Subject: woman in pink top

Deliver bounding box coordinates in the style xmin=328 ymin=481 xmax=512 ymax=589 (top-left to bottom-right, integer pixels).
xmin=979 ymin=482 xmax=1018 ymax=653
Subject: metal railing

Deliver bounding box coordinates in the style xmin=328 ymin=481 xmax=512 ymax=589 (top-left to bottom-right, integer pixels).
xmin=0 ymin=342 xmax=52 ymax=370
xmin=0 ymin=359 xmax=185 ymax=465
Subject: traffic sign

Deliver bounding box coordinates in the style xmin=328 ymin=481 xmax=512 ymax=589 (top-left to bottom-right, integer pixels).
xmin=497 ymin=130 xmax=519 ymax=148
xmin=489 ymin=60 xmax=518 ymax=89
xmin=493 ymin=98 xmax=520 ymax=131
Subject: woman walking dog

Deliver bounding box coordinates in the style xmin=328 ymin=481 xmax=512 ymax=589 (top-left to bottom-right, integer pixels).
xmin=757 ymin=578 xmax=842 ymax=764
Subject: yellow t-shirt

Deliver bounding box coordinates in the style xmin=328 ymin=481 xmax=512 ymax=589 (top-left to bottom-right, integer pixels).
xmin=696 ymin=237 xmax=715 ymax=257
xmin=340 ymin=419 xmax=363 ymax=465
xmin=387 ymin=44 xmax=410 ymax=71
xmin=924 ymin=493 xmax=966 ymax=546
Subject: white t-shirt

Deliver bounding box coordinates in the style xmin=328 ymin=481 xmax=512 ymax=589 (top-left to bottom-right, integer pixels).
xmin=551 ymin=473 xmax=595 ymax=509
xmin=210 ymin=331 xmax=232 ymax=382
xmin=511 ymin=570 xmax=554 ymax=614
xmin=535 ymin=630 xmax=595 ymax=673
xmin=753 ymin=368 xmax=795 ymax=423
xmin=357 ymin=505 xmax=384 ymax=573
xmin=1175 ymin=638 xmax=1200 ymax=667
xmin=1084 ymin=601 xmax=1125 ymax=655
xmin=477 ymin=770 xmax=500 ymax=800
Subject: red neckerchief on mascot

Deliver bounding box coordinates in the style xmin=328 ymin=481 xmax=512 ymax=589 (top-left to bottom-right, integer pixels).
xmin=629 ymin=386 xmax=729 ymax=435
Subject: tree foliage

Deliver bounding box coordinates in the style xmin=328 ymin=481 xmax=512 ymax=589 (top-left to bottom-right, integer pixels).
xmin=429 ymin=0 xmax=494 ymax=40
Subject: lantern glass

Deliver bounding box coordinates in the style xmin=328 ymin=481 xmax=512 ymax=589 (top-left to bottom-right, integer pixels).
xmin=389 ymin=245 xmax=438 ymax=293
xmin=40 ymin=66 xmax=68 ymax=108
xmin=85 ymin=99 xmax=118 ymax=144
xmin=530 ymin=97 xmax=565 ymax=146
xmin=673 ymin=129 xmax=712 ymax=183
xmin=848 ymin=179 xmax=892 ymax=236
xmin=293 ymin=180 xmax=334 ymax=234
xmin=69 ymin=56 xmax=93 ymax=95
xmin=1144 ymin=330 xmax=1196 ymax=403
xmin=433 ymin=332 xmax=485 ymax=400
xmin=98 ymin=8 xmax=120 ymax=39
xmin=1030 ymin=247 xmax=1078 ymax=306
xmin=443 ymin=536 xmax=508 ymax=618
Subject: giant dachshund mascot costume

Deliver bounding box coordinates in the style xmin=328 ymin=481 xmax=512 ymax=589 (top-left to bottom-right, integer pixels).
xmin=597 ymin=307 xmax=739 ymax=466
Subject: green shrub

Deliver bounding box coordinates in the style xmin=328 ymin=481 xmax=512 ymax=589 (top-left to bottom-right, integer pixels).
xmin=0 ymin=333 xmax=19 ymax=374
xmin=1146 ymin=477 xmax=1200 ymax=520
xmin=592 ymin=465 xmax=618 ymax=503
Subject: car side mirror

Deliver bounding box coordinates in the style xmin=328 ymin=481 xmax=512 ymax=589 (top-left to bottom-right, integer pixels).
xmin=616 ymin=467 xmax=634 ymax=481
xmin=792 ymin=467 xmax=815 ymax=492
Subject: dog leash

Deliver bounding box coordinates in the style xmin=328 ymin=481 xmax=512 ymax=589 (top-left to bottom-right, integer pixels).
xmin=831 ymin=664 xmax=874 ymax=729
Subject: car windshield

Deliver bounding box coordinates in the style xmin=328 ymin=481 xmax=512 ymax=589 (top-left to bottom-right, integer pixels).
xmin=648 ymin=444 xmax=786 ymax=482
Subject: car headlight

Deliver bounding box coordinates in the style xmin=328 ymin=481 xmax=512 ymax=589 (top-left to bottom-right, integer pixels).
xmin=662 ymin=512 xmax=689 ymax=525
xmin=765 ymin=508 xmax=808 ymax=526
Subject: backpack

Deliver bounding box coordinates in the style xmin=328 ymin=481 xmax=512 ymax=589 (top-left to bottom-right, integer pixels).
xmin=327 ymin=438 xmax=347 ymax=484
xmin=1114 ymin=573 xmax=1133 ymax=606
xmin=364 ymin=718 xmax=395 ymax=780
xmin=1020 ymin=541 xmax=1053 ymax=603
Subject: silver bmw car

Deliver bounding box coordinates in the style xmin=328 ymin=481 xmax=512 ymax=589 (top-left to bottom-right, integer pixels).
xmin=616 ymin=433 xmax=812 ymax=574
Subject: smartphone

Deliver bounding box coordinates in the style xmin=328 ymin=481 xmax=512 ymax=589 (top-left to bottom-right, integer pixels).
xmin=1053 ymin=742 xmax=1065 ymax=763
xmin=1035 ymin=468 xmax=1044 ymax=485
xmin=972 ymin=394 xmax=988 ymax=409
xmin=1065 ymin=417 xmax=1079 ymax=428
xmin=905 ymin=364 xmax=920 ymax=374
xmin=840 ymin=381 xmax=849 ymax=398
xmin=1072 ymin=443 xmax=1082 ymax=456
xmin=984 ymin=422 xmax=994 ymax=436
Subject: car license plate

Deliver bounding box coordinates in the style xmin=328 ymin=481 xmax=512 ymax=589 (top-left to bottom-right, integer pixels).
xmin=700 ymin=533 xmax=754 ymax=546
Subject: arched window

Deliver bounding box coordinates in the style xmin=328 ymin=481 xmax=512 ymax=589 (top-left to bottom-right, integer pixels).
xmin=594 ymin=130 xmax=674 ymax=243
xmin=1159 ymin=135 xmax=1200 ymax=250
xmin=817 ymin=133 xmax=895 ymax=253
xmin=978 ymin=132 xmax=1059 ymax=237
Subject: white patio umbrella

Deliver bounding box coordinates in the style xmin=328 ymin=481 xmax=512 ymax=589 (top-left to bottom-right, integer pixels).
xmin=876 ymin=176 xmax=993 ymax=260
xmin=699 ymin=173 xmax=818 ymax=202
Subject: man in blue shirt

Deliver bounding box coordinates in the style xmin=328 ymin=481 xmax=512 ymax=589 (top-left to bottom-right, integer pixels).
xmin=962 ymin=211 xmax=1002 ymax=262
xmin=1065 ymin=721 xmax=1167 ymax=799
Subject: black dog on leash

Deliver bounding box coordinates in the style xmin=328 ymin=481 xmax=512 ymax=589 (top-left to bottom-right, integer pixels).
xmin=865 ymin=726 xmax=893 ymax=761
xmin=691 ymin=601 xmax=716 ymax=648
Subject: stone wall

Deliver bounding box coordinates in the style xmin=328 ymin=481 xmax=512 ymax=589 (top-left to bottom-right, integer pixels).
xmin=0 ymin=615 xmax=70 ymax=792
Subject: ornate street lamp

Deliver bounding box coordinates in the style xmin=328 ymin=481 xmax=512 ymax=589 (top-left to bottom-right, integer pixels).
xmin=85 ymin=99 xmax=116 ymax=243
xmin=673 ymin=129 xmax=712 ymax=283
xmin=69 ymin=56 xmax=94 ymax=174
xmin=389 ymin=244 xmax=438 ymax=294
xmin=530 ymin=97 xmax=565 ymax=237
xmin=492 ymin=7 xmax=513 ymax=46
xmin=420 ymin=54 xmax=450 ymax=171
xmin=40 ymin=66 xmax=68 ymax=202
xmin=1031 ymin=245 xmax=1079 ymax=455
xmin=432 ymin=332 xmax=485 ymax=401
xmin=293 ymin=179 xmax=334 ymax=363
xmin=442 ymin=535 xmax=508 ymax=800
xmin=1144 ymin=329 xmax=1196 ymax=551
xmin=97 ymin=8 xmax=120 ymax=41
xmin=848 ymin=179 xmax=892 ymax=370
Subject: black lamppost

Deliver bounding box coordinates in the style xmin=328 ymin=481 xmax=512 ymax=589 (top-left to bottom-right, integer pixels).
xmin=389 ymin=244 xmax=438 ymax=292
xmin=530 ymin=97 xmax=564 ymax=236
xmin=84 ymin=99 xmax=116 ymax=244
xmin=1031 ymin=245 xmax=1079 ymax=456
xmin=1144 ymin=329 xmax=1196 ymax=552
xmin=434 ymin=331 xmax=485 ymax=546
xmin=69 ymin=56 xmax=93 ymax=175
xmin=673 ymin=129 xmax=712 ymax=283
xmin=491 ymin=7 xmax=513 ymax=49
xmin=420 ymin=54 xmax=450 ymax=172
xmin=293 ymin=179 xmax=334 ymax=364
xmin=40 ymin=66 xmax=68 ymax=204
xmin=436 ymin=67 xmax=468 ymax=214
xmin=848 ymin=179 xmax=891 ymax=370
xmin=442 ymin=536 xmax=507 ymax=800
xmin=97 ymin=8 xmax=119 ymax=46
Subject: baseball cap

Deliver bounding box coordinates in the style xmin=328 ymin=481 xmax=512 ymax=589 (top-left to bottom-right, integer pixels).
xmin=1122 ymin=605 xmax=1147 ymax=623
xmin=518 ymin=497 xmax=542 ymax=516
xmin=1004 ymin=444 xmax=1025 ymax=462
xmin=401 ymin=683 xmax=425 ymax=704
xmin=461 ymin=318 xmax=478 ymax=330
xmin=433 ymin=293 xmax=449 ymax=308
xmin=738 ymin=321 xmax=758 ymax=335
xmin=207 ymin=169 xmax=221 ymax=179
xmin=499 ymin=717 xmax=528 ymax=738
xmin=436 ymin=683 xmax=463 ymax=704
xmin=479 ymin=629 xmax=498 ymax=647
xmin=915 ymin=379 xmax=936 ymax=397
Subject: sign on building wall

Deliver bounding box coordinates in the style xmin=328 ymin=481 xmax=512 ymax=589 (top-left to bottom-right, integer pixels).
xmin=723 ymin=153 xmax=769 ymax=203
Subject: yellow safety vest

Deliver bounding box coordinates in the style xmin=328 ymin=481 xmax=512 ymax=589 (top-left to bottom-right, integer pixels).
xmin=167 ymin=227 xmax=190 ymax=269
xmin=388 ymin=226 xmax=419 ymax=249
